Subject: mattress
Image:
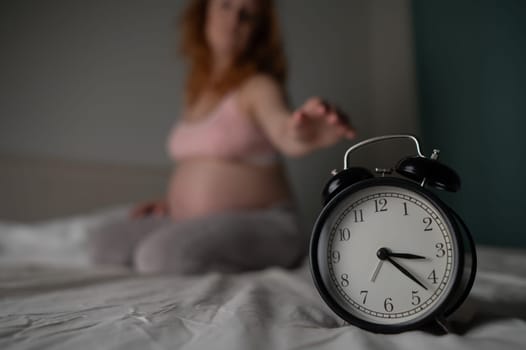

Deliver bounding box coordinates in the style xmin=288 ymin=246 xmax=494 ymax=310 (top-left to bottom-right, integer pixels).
xmin=1 ymin=208 xmax=525 ymax=350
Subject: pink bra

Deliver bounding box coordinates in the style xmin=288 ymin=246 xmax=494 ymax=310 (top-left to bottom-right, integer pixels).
xmin=167 ymin=91 xmax=279 ymax=165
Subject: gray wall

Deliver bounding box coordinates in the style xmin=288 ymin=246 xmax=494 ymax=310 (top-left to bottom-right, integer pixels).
xmin=0 ymin=0 xmax=418 ymax=224
xmin=0 ymin=0 xmax=185 ymax=165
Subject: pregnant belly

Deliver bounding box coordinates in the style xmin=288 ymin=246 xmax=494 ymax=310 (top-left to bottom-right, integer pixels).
xmin=167 ymin=159 xmax=291 ymax=221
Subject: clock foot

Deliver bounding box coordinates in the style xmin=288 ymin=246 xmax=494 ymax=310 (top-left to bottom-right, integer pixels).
xmin=435 ymin=317 xmax=452 ymax=334
xmin=422 ymin=316 xmax=452 ymax=335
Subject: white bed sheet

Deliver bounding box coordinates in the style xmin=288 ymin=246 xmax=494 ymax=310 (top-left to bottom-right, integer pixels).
xmin=1 ymin=209 xmax=526 ymax=350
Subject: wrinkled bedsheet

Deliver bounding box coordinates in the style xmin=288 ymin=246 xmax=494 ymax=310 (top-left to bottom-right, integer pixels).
xmin=0 ymin=209 xmax=525 ymax=350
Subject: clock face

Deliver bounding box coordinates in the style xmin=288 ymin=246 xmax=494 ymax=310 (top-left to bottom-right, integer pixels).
xmin=313 ymin=182 xmax=459 ymax=328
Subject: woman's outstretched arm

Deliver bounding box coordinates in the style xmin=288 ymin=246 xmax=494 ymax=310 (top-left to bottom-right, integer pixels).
xmin=241 ymin=74 xmax=356 ymax=157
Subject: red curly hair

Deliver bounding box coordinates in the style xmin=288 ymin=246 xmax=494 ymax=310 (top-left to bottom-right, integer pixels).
xmin=179 ymin=0 xmax=287 ymax=105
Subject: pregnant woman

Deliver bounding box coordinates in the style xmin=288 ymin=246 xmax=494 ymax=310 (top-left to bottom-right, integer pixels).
xmin=89 ymin=0 xmax=356 ymax=274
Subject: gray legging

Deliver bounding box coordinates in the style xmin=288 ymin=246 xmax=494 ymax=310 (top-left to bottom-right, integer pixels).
xmin=88 ymin=203 xmax=307 ymax=274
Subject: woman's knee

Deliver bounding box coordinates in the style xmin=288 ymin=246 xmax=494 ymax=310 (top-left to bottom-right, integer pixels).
xmin=133 ymin=229 xmax=208 ymax=274
xmin=87 ymin=216 xmax=169 ymax=267
xmin=87 ymin=220 xmax=131 ymax=265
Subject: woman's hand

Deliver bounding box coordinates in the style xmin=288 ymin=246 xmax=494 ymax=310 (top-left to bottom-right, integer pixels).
xmin=289 ymin=97 xmax=356 ymax=152
xmin=130 ymin=199 xmax=169 ymax=219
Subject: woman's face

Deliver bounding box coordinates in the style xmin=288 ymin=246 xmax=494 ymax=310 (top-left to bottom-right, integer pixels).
xmin=205 ymin=0 xmax=261 ymax=61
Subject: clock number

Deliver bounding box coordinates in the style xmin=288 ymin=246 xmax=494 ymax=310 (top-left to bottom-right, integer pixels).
xmin=403 ymin=202 xmax=409 ymax=216
xmin=360 ymin=290 xmax=368 ymax=304
xmin=384 ymin=297 xmax=394 ymax=312
xmin=427 ymin=269 xmax=438 ymax=284
xmin=340 ymin=273 xmax=350 ymax=287
xmin=332 ymin=250 xmax=341 ymax=264
xmin=339 ymin=228 xmax=351 ymax=241
xmin=353 ymin=209 xmax=364 ymax=223
xmin=423 ymin=217 xmax=433 ymax=231
xmin=374 ymin=199 xmax=388 ymax=213
xmin=411 ymin=290 xmax=421 ymax=306
xmin=435 ymin=243 xmax=446 ymax=258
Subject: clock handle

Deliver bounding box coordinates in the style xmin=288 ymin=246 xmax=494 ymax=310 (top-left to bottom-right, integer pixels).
xmin=343 ymin=134 xmax=425 ymax=169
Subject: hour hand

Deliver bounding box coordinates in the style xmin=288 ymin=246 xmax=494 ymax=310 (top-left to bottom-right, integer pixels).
xmin=387 ymin=252 xmax=427 ymax=260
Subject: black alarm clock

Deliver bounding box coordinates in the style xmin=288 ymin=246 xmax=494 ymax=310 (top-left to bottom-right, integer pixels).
xmin=310 ymin=134 xmax=477 ymax=333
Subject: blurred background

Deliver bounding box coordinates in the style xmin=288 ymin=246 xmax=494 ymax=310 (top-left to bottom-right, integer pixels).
xmin=0 ymin=0 xmax=524 ymax=247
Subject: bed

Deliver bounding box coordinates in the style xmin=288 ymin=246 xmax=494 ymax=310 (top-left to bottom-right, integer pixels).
xmin=1 ymin=207 xmax=525 ymax=350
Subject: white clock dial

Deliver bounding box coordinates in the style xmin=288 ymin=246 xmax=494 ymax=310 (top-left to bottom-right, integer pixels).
xmin=317 ymin=185 xmax=458 ymax=325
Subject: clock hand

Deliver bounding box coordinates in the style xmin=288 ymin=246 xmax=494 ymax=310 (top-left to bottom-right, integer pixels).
xmin=376 ymin=247 xmax=428 ymax=289
xmin=386 ymin=252 xmax=427 ymax=260
xmin=386 ymin=256 xmax=428 ymax=290
xmin=370 ymin=260 xmax=384 ymax=282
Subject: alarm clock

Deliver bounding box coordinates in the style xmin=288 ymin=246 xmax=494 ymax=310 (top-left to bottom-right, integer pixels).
xmin=310 ymin=134 xmax=477 ymax=333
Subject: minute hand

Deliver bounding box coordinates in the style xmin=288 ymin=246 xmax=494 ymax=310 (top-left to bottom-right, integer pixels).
xmin=386 ymin=256 xmax=428 ymax=290
xmin=387 ymin=252 xmax=426 ymax=260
